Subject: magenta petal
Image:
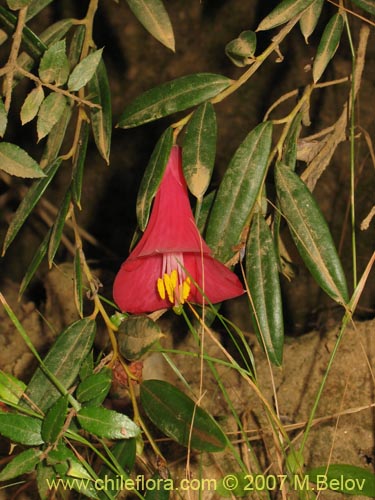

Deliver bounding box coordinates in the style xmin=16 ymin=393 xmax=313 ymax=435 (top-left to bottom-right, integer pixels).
xmin=130 ymin=146 xmax=211 ymax=257
xmin=183 ymin=254 xmax=244 ymax=304
xmin=113 ymin=145 xmax=244 ymax=314
xmin=113 ymin=255 xmax=169 ymax=314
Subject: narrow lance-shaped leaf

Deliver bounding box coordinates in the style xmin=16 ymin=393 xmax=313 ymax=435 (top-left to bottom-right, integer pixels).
xmin=0 ymin=142 xmax=45 ymax=178
xmin=136 ymin=127 xmax=173 ymax=230
xmin=74 ymin=248 xmax=83 ymax=318
xmin=307 ymin=464 xmax=375 ymax=497
xmin=68 ymin=25 xmax=85 ymax=68
xmin=206 ymin=121 xmax=273 ymax=264
xmin=275 ymin=162 xmax=349 ymax=305
xmin=21 ymin=86 xmax=44 ymax=125
xmin=0 ymin=98 xmax=7 ymax=136
xmin=2 ymin=158 xmax=61 ymax=255
xmin=126 ymin=0 xmax=175 ymax=51
xmin=313 ymin=12 xmax=344 ymax=83
xmin=0 ymin=413 xmax=43 ymax=446
xmin=41 ymin=395 xmax=68 ymax=444
xmin=118 ymin=73 xmax=231 ymax=129
xmin=282 ymin=111 xmax=302 ymax=170
xmin=0 ymin=448 xmax=42 ymax=481
xmin=37 ymin=93 xmax=68 ymax=141
xmin=39 ymin=39 xmax=70 ymax=86
xmin=76 ymin=369 xmax=112 ymax=405
xmin=246 ymin=211 xmax=284 ymax=366
xmin=182 ymin=102 xmax=217 ymax=200
xmin=68 ymin=48 xmax=103 ymax=92
xmin=40 ymin=101 xmax=72 ymax=168
xmin=72 ymin=119 xmax=89 ymax=207
xmin=0 ymin=370 xmax=26 ymax=405
xmin=257 ymin=0 xmax=315 ymax=31
xmin=47 ymin=189 xmax=72 ymax=266
xmin=77 ymin=406 xmax=140 ymax=440
xmin=351 ymin=0 xmax=375 ymax=16
xmin=0 ymin=6 xmax=47 ymax=59
xmin=19 ymin=228 xmax=52 ymax=297
xmin=140 ymin=379 xmax=227 ymax=452
xmin=97 ymin=439 xmax=137 ymax=493
xmin=26 ymin=0 xmax=54 ymax=20
xmin=299 ymin=0 xmax=324 ymax=43
xmin=86 ymin=59 xmax=112 ymax=164
xmin=20 ymin=318 xmax=96 ymax=412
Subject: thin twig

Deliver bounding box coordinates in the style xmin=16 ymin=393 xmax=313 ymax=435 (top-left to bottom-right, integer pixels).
xmin=4 ymin=7 xmax=27 ymax=112
xmin=15 ymin=65 xmax=101 ymax=109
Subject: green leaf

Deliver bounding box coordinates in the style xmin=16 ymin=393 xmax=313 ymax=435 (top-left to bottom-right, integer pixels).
xmin=19 ymin=228 xmax=51 ymax=297
xmin=313 ymin=12 xmax=344 ymax=83
xmin=182 ymin=102 xmax=217 ymax=200
xmin=0 ymin=448 xmax=42 ymax=481
xmin=2 ymin=158 xmax=61 ymax=255
xmin=79 ymin=351 xmax=94 ymax=382
xmin=21 ymin=86 xmax=45 ymax=125
xmin=136 ymin=127 xmax=173 ymax=230
xmin=74 ymin=248 xmax=84 ymax=317
xmin=299 ymin=0 xmax=324 ymax=43
xmin=118 ymin=73 xmax=231 ymax=129
xmin=76 ymin=368 xmax=112 ymax=404
xmin=140 ymin=379 xmax=227 ymax=452
xmin=40 ymin=101 xmax=72 ymax=167
xmin=307 ymin=464 xmax=375 ymax=497
xmin=0 ymin=413 xmax=43 ymax=445
xmin=225 ymin=30 xmax=257 ymax=67
xmin=351 ymin=0 xmax=375 ymax=16
xmin=71 ymin=121 xmax=89 ymax=209
xmin=36 ymin=462 xmax=57 ymax=500
xmin=282 ymin=111 xmax=302 ymax=170
xmin=68 ymin=25 xmax=86 ymax=69
xmin=197 ymin=189 xmax=216 ymax=232
xmin=41 ymin=395 xmax=68 ymax=443
xmin=118 ymin=316 xmax=163 ymax=361
xmin=246 ymin=212 xmax=284 ymax=366
xmin=0 ymin=6 xmax=47 ymax=59
xmin=0 ymin=370 xmax=26 ymax=405
xmin=98 ymin=439 xmax=136 ymax=498
xmin=20 ymin=318 xmax=96 ymax=412
xmin=26 ymin=0 xmax=54 ymax=20
xmin=257 ymin=0 xmax=315 ymax=31
xmin=275 ymin=162 xmax=349 ymax=305
xmin=0 ymin=98 xmax=7 ymax=136
xmin=45 ymin=444 xmax=101 ymax=499
xmin=86 ymin=59 xmax=112 ymax=164
xmin=0 ymin=142 xmax=45 ymax=178
xmin=6 ymin=0 xmax=32 ymax=10
xmin=68 ymin=48 xmax=103 ymax=92
xmin=37 ymin=92 xmax=68 ymax=141
xmin=39 ymin=39 xmax=70 ymax=86
xmin=206 ymin=122 xmax=273 ymax=264
xmin=126 ymin=0 xmax=175 ymax=51
xmin=77 ymin=406 xmax=140 ymax=439
xmin=47 ymin=189 xmax=71 ymax=266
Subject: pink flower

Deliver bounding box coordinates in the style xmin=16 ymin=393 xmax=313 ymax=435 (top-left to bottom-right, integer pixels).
xmin=113 ymin=145 xmax=244 ymax=314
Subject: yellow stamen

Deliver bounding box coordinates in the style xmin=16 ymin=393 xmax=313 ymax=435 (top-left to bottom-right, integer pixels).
xmin=157 ymin=270 xmax=191 ymax=307
xmin=157 ymin=278 xmax=166 ymax=300
xmin=181 ymin=277 xmax=191 ymax=302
